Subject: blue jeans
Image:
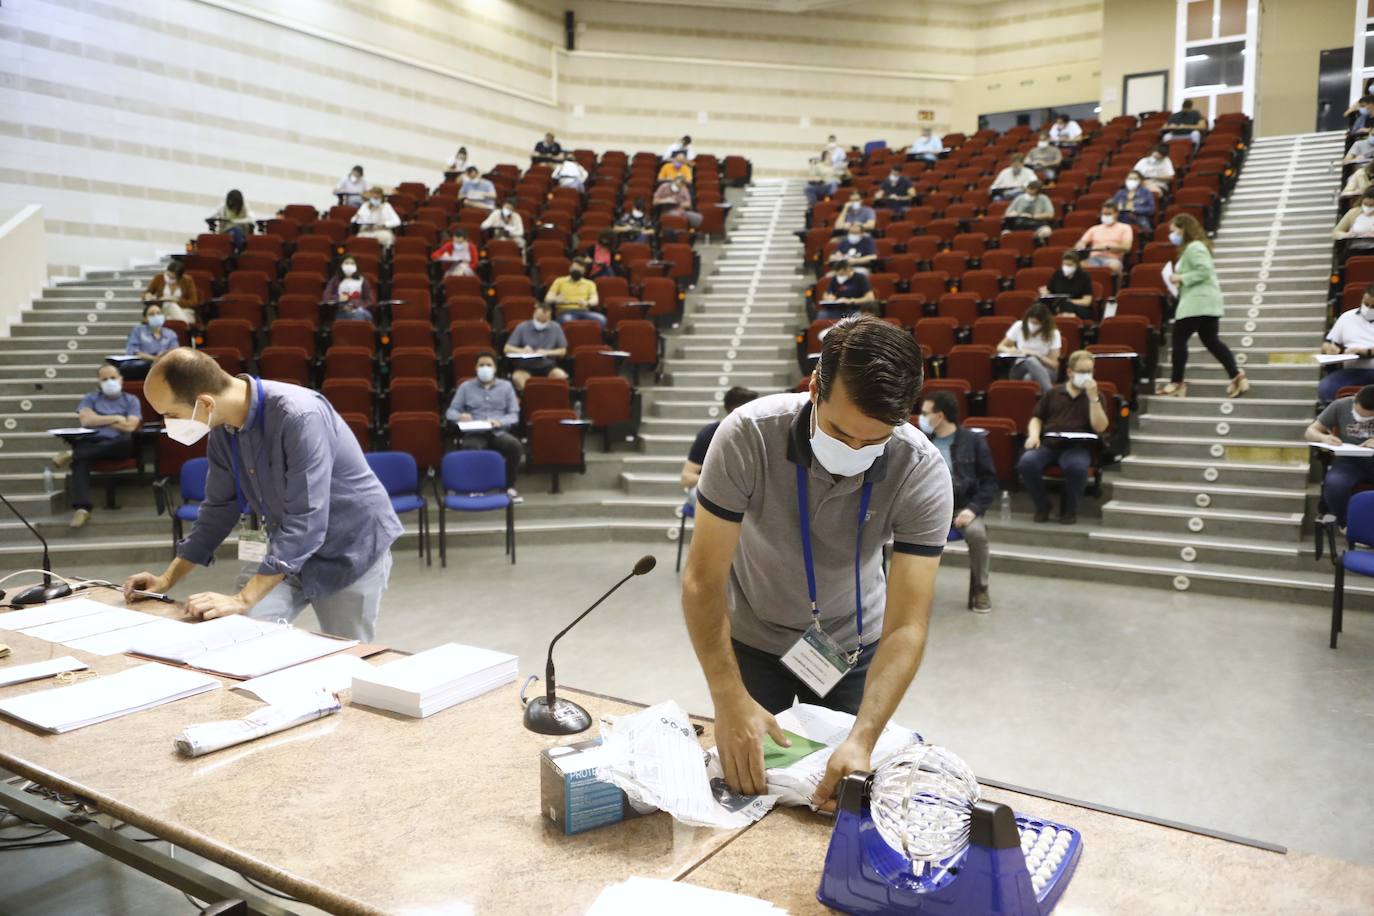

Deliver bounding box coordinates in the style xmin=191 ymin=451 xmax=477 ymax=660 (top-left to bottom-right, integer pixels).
xmin=248 ymin=550 xmax=392 ymax=641
xmin=558 ymin=309 xmax=606 ymax=326
xmin=805 ymin=182 xmax=837 ymax=206
xmin=1318 ymin=367 xmax=1374 ymax=403
xmin=1324 ymin=458 xmax=1374 ymax=525
xmin=732 ymin=638 xmax=878 ymax=715
xmin=1017 ymin=445 xmax=1093 ymax=516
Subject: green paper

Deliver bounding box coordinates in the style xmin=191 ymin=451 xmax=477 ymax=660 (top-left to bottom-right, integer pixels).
xmin=763 ymin=730 xmax=830 ymax=769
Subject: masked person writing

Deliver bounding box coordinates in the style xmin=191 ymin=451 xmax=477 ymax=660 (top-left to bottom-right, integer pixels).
xmin=122 ymin=349 xmax=402 ymax=641
xmin=682 ymin=315 xmax=952 ymax=808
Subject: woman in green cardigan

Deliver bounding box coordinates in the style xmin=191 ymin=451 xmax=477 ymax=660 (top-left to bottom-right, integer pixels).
xmin=1156 ymin=214 xmax=1251 ymax=398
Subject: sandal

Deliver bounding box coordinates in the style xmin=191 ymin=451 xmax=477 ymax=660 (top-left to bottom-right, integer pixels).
xmin=1226 ymin=372 xmax=1250 ymax=399
xmin=1155 ymin=382 xmax=1187 ymax=397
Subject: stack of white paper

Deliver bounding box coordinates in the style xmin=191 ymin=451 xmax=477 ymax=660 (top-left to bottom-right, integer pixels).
xmin=350 ymin=642 xmax=517 ymax=717
xmin=235 ymin=654 xmax=373 ymax=706
xmin=0 ymin=599 xmax=173 ymax=653
xmin=0 ymin=663 xmax=219 ymax=733
xmin=131 ymin=615 xmax=358 ymax=679
xmin=586 ymin=877 xmax=788 ymax=915
xmin=0 ymin=656 xmax=88 ymax=688
xmin=0 ymin=598 xmax=115 ymax=631
xmin=66 ymin=618 xmax=195 ymax=657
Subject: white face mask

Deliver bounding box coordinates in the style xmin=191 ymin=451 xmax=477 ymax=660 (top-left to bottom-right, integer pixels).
xmin=1061 ymin=265 xmax=1076 ymax=277
xmin=350 ymin=173 xmax=362 ymax=183
xmin=1363 ymin=205 xmax=1374 ymax=215
xmin=631 ymin=209 xmax=643 ymax=218
xmin=846 ymin=234 xmax=861 ymax=244
xmin=1071 ymin=371 xmax=1093 ymax=389
xmin=532 ymin=318 xmax=549 ymax=330
xmin=917 ymin=415 xmax=934 ymax=435
xmin=809 ymin=405 xmax=890 ymax=477
xmin=165 ymin=400 xmax=212 ymax=447
xmin=476 ymin=365 xmax=496 ymax=383
xmin=1125 ymin=178 xmax=1140 ymax=190
xmin=1037 ymin=140 xmax=1048 ymax=148
xmin=1101 ymin=214 xmax=1116 ymax=225
xmin=147 ymin=313 xmax=165 ymax=329
xmin=1026 ymin=320 xmax=1042 ymax=334
xmin=502 ymin=206 xmax=513 ymax=215
xmin=99 ymin=378 xmax=122 ymax=397
xmin=369 ymin=198 xmax=382 ymax=207
xmin=1361 ymin=305 xmax=1374 ymax=321
xmin=341 ymin=263 xmax=357 ymax=277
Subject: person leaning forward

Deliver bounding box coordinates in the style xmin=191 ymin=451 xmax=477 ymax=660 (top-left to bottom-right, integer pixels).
xmin=682 ymin=315 xmax=952 ymax=809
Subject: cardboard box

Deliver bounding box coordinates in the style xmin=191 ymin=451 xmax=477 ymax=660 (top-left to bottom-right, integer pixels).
xmin=540 ymin=738 xmax=645 ymax=836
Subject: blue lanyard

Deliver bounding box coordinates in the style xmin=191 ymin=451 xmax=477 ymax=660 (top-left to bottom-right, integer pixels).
xmin=229 ymin=377 xmax=268 ymax=521
xmin=796 ymin=463 xmax=873 ymax=652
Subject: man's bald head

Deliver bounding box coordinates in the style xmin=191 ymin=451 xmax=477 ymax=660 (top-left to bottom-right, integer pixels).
xmin=145 ymin=349 xmax=234 ymax=418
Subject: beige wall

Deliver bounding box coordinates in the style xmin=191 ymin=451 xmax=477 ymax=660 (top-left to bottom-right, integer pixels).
xmin=1099 ymin=0 xmax=1178 ymax=122
xmin=951 ymin=60 xmax=1103 ymax=135
xmin=1255 ymin=0 xmax=1353 ymax=137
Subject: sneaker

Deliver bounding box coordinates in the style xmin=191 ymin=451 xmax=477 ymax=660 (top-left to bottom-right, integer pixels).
xmin=1033 ymin=509 xmax=1051 ymax=523
xmin=971 ymin=589 xmax=992 ymax=613
xmin=52 ymin=451 xmax=73 ymax=470
xmin=69 ymin=508 xmax=91 ymax=528
xmin=1058 ymin=513 xmax=1078 ymax=525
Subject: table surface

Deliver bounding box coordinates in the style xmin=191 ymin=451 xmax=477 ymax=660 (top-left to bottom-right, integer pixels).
xmin=4 ymin=592 xmax=1374 ymax=916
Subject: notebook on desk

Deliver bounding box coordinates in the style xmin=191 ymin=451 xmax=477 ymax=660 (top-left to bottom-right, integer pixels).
xmin=0 ymin=663 xmax=219 ymax=734
xmin=129 ymin=616 xmax=360 ymax=680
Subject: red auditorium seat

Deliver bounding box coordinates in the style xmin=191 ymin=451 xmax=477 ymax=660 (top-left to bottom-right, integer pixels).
xmin=258 ymin=346 xmax=310 ymax=386
xmin=584 ymin=377 xmax=634 ymax=450
xmin=920 ymin=378 xmax=972 ymax=420
xmin=387 ymin=412 xmax=443 ymax=472
xmin=986 ymin=380 xmax=1042 ymax=434
xmin=946 ymin=345 xmax=995 ymax=394
xmin=331 ymin=321 xmax=376 ymax=354
xmin=972 ymin=316 xmax=1015 ymax=347
xmin=323 ymin=378 xmax=374 ymax=420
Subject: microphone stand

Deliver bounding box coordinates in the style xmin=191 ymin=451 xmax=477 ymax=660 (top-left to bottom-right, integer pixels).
xmin=0 ymin=489 xmax=51 ymax=588
xmin=543 ymin=568 xmax=637 ymax=709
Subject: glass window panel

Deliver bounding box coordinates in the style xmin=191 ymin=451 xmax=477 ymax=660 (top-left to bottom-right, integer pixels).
xmin=1366 ymin=34 xmax=1374 ymax=72
xmin=1185 ymin=40 xmax=1245 ymax=89
xmin=1218 ymin=0 xmax=1246 ymax=37
xmin=1187 ymin=0 xmax=1215 ymax=42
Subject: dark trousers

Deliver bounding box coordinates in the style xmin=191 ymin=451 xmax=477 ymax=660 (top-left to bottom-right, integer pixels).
xmin=70 ymin=435 xmax=133 ymax=510
xmin=1324 ymin=457 xmax=1374 ymax=525
xmin=1017 ymin=445 xmax=1093 ymax=516
xmin=732 ymin=638 xmax=878 ymax=716
xmin=459 ymin=430 xmax=522 ymax=488
xmin=1170 ymin=316 xmax=1238 ymax=384
xmin=1319 ymin=367 xmax=1374 ymax=403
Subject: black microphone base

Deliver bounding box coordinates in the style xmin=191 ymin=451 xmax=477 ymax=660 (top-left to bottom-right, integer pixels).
xmin=522 ymin=696 xmax=593 ymax=735
xmin=10 ymin=583 xmax=72 ymax=606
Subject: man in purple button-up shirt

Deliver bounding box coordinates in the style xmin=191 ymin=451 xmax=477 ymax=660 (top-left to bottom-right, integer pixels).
xmin=123 ymin=350 xmax=402 ymax=640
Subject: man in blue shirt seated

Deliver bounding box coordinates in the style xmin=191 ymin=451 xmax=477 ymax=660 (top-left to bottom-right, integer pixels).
xmin=818 ymin=261 xmax=875 ymax=320
xmin=872 ymin=165 xmax=915 ymax=215
xmin=446 ymin=352 xmax=523 ymax=495
xmin=834 ymin=190 xmax=875 ymax=235
xmin=52 ymin=364 xmax=142 ymax=529
xmin=123 ymin=349 xmax=403 ymax=641
xmin=828 ymin=227 xmax=877 ymax=273
xmin=533 ymin=132 xmax=562 ymax=165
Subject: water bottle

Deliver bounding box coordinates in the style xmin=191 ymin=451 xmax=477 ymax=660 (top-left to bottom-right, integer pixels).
xmin=1000 ymin=490 xmax=1011 ymax=523
xmin=42 ymin=467 xmax=54 ymax=495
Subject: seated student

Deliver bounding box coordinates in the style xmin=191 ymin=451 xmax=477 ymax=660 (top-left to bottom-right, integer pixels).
xmin=824 ymin=135 xmax=848 ymax=171
xmin=1075 ymin=202 xmax=1133 ymax=275
xmin=1039 ymin=251 xmax=1094 ymax=319
xmin=997 ymin=302 xmax=1062 ymax=394
xmin=1343 ymin=135 xmax=1374 ymax=165
xmin=583 ymin=230 xmax=619 ymax=279
xmin=680 ymin=386 xmax=759 ymax=493
xmin=209 ymin=189 xmax=255 ymax=249
xmin=652 ymin=176 xmax=702 ymax=228
xmin=51 ymin=364 xmax=142 ymax=529
xmin=835 ymin=190 xmax=876 ymax=234
xmin=828 ymin=226 xmax=877 ymax=273
xmin=989 ymin=154 xmax=1036 ymax=200
xmin=1016 ymin=350 xmax=1109 ymax=525
xmin=1349 ymin=96 xmax=1374 ymax=139
xmin=553 ymin=151 xmax=589 ymax=192
xmin=1048 ymin=114 xmax=1082 ymax=146
xmin=1306 ymin=385 xmax=1374 ymax=528
xmin=614 ymin=198 xmax=654 ymax=244
xmin=324 ymin=255 xmax=378 ymax=321
xmin=533 ymin=132 xmax=562 ymax=165
xmin=481 ymin=200 xmax=526 ymax=250
xmin=123 ymin=304 xmax=180 ymax=380
xmin=143 ymin=260 xmax=199 ymax=328
xmin=1318 ymin=284 xmax=1374 ymax=401
xmin=1341 ymin=160 xmax=1374 ymax=209
xmin=1162 ymin=99 xmax=1206 ymax=145
xmin=545 ymin=259 xmax=603 ymax=325
xmin=504 ymin=303 xmax=569 ymax=391
xmin=918 ymin=391 xmax=998 ymax=612
xmin=1334 ymin=190 xmax=1374 ymax=260
xmin=459 ymin=166 xmax=498 ymax=209
xmin=664 ymin=135 xmax=695 ymax=161
xmin=334 ymin=165 xmax=366 ymax=207
xmin=445 ymin=352 xmax=522 ymax=495
xmin=909 ymin=127 xmax=943 ymax=163
xmin=872 ymin=164 xmax=916 ymax=213
xmin=431 ymin=229 xmax=478 ymax=278
xmin=352 ymin=188 xmax=401 ymax=250
xmin=657 ymin=151 xmax=693 ymax=185
xmin=804 ymin=156 xmax=840 ymax=207
xmin=1110 ymin=170 xmax=1157 ymax=231
xmin=1134 ymin=144 xmax=1176 ymax=197
xmin=446 ymin=147 xmax=468 ymax=174
xmin=1024 ymin=132 xmax=1063 ymax=180
xmin=817 ymin=260 xmax=874 ymax=319
xmin=1003 ymin=180 xmax=1055 ymax=239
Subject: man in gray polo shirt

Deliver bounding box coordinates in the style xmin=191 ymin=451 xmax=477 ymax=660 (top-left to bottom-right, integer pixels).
xmin=684 ymin=315 xmax=952 ymax=806
xmin=503 ymin=302 xmax=568 ymax=392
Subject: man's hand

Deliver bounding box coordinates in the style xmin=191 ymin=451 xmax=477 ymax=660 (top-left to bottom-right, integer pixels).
xmin=1081 ymin=376 xmax=1099 ymax=396
xmin=812 ymin=737 xmax=873 ymax=812
xmin=185 ymin=591 xmax=250 ymax=621
xmin=123 ymin=571 xmax=169 ymax=602
xmin=459 ymin=413 xmax=473 ymax=422
xmin=714 ymin=693 xmax=789 ymax=796
xmin=1038 ymin=285 xmax=1049 ymax=297
xmin=1325 ymin=434 xmax=1345 ymax=447
xmin=953 ymin=508 xmax=977 ymax=530
xmin=489 ymin=419 xmax=501 ymax=429
xmin=1026 ymin=434 xmax=1041 ymax=450
xmin=1361 ymin=438 xmax=1374 ymax=448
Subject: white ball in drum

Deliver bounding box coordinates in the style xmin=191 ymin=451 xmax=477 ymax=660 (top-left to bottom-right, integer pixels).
xmin=77 ymin=326 xmax=88 ymax=336
xmin=708 ymin=407 xmax=719 ymax=418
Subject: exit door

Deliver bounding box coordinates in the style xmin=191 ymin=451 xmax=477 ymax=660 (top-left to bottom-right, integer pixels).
xmin=1318 ymin=47 xmax=1354 ymax=133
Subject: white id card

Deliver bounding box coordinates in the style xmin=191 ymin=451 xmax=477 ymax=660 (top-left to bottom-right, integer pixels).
xmin=780 ymin=623 xmax=854 ymax=698
xmin=237 ymin=526 xmax=268 ymax=563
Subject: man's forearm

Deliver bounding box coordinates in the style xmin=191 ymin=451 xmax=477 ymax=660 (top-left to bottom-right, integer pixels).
xmin=683 ymin=580 xmax=747 ymax=703
xmin=848 ymin=620 xmax=927 ymax=750
xmin=238 ymin=573 xmax=285 ymax=607
xmin=159 ymin=557 xmax=198 ymax=589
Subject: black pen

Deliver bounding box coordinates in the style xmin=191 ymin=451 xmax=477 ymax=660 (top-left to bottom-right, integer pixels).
xmin=131 ymin=589 xmax=175 ymax=603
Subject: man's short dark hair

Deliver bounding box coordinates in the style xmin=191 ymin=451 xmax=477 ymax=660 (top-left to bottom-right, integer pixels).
xmin=815 ymin=315 xmax=923 ymax=426
xmin=1181 ymin=99 xmax=1194 ymax=110
xmin=1358 ymin=385 xmax=1374 ymax=410
xmin=723 ymin=386 xmax=759 ymax=412
xmin=927 ymin=390 xmax=959 ymax=424
xmin=1363 ymin=189 xmax=1374 ymax=202
xmin=1362 ymin=95 xmax=1373 ymax=105
xmin=152 ymin=349 xmax=234 ymax=406
xmin=476 ymin=350 xmax=497 ymax=364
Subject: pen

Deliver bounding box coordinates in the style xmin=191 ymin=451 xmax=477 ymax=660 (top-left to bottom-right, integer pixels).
xmin=131 ymin=589 xmax=175 ymax=603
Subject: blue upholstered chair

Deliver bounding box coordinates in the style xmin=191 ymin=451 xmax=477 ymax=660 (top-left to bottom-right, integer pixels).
xmin=436 ymin=450 xmax=515 ymax=567
xmin=1331 ymin=491 xmax=1374 ymax=649
xmin=365 ymin=451 xmax=430 ymax=567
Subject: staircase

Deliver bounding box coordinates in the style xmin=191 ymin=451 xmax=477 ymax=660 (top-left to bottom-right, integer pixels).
xmin=941 ymin=131 xmax=1374 ymax=604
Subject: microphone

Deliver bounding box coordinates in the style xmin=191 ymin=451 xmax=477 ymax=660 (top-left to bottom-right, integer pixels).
xmin=522 ymin=554 xmax=656 ymax=735
xmin=0 ymin=490 xmax=70 ymax=606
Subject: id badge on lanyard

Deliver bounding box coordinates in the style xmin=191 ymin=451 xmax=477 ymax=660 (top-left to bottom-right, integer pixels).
xmin=237 ymin=520 xmax=268 ymax=563
xmin=780 ymin=464 xmax=872 ymax=698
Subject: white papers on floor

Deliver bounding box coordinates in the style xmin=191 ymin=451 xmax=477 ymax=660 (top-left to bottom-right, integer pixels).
xmin=597 ymin=700 xmax=777 ymax=830
xmin=174 ymin=688 xmax=341 ymax=757
xmin=236 ymin=654 xmax=373 ymax=706
xmin=350 ymin=642 xmax=517 ymax=717
xmin=586 ymin=877 xmax=788 ymax=915
xmin=0 ymin=663 xmax=219 ymax=733
xmin=0 ymin=656 xmax=88 ymax=688
xmin=131 ymin=615 xmax=358 ymax=679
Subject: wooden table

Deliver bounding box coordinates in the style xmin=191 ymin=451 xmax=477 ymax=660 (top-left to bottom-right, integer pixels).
xmin=4 ymin=591 xmax=1374 ymax=915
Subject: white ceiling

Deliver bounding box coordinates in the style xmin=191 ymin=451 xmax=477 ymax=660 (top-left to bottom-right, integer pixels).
xmin=610 ymin=0 xmax=860 ymax=11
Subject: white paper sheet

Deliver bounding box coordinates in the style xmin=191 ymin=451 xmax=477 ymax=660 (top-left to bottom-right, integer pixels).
xmin=1311 ymin=441 xmax=1374 ymax=457
xmin=23 ymin=608 xmax=162 ymax=645
xmin=188 ymin=629 xmax=358 ymax=679
xmin=0 ymin=656 xmax=88 ymax=688
xmin=586 ymin=877 xmax=788 ymax=915
xmin=0 ymin=598 xmax=113 ymax=632
xmin=131 ymin=615 xmax=283 ymax=664
xmin=1160 ymin=261 xmax=1179 ymax=298
xmin=1315 ymin=353 xmax=1361 ymax=365
xmin=457 ymin=420 xmax=498 ymax=433
xmin=235 ymin=654 xmax=373 ymax=705
xmin=0 ymin=663 xmax=219 ymax=733
xmin=65 ymin=618 xmax=195 ymax=656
